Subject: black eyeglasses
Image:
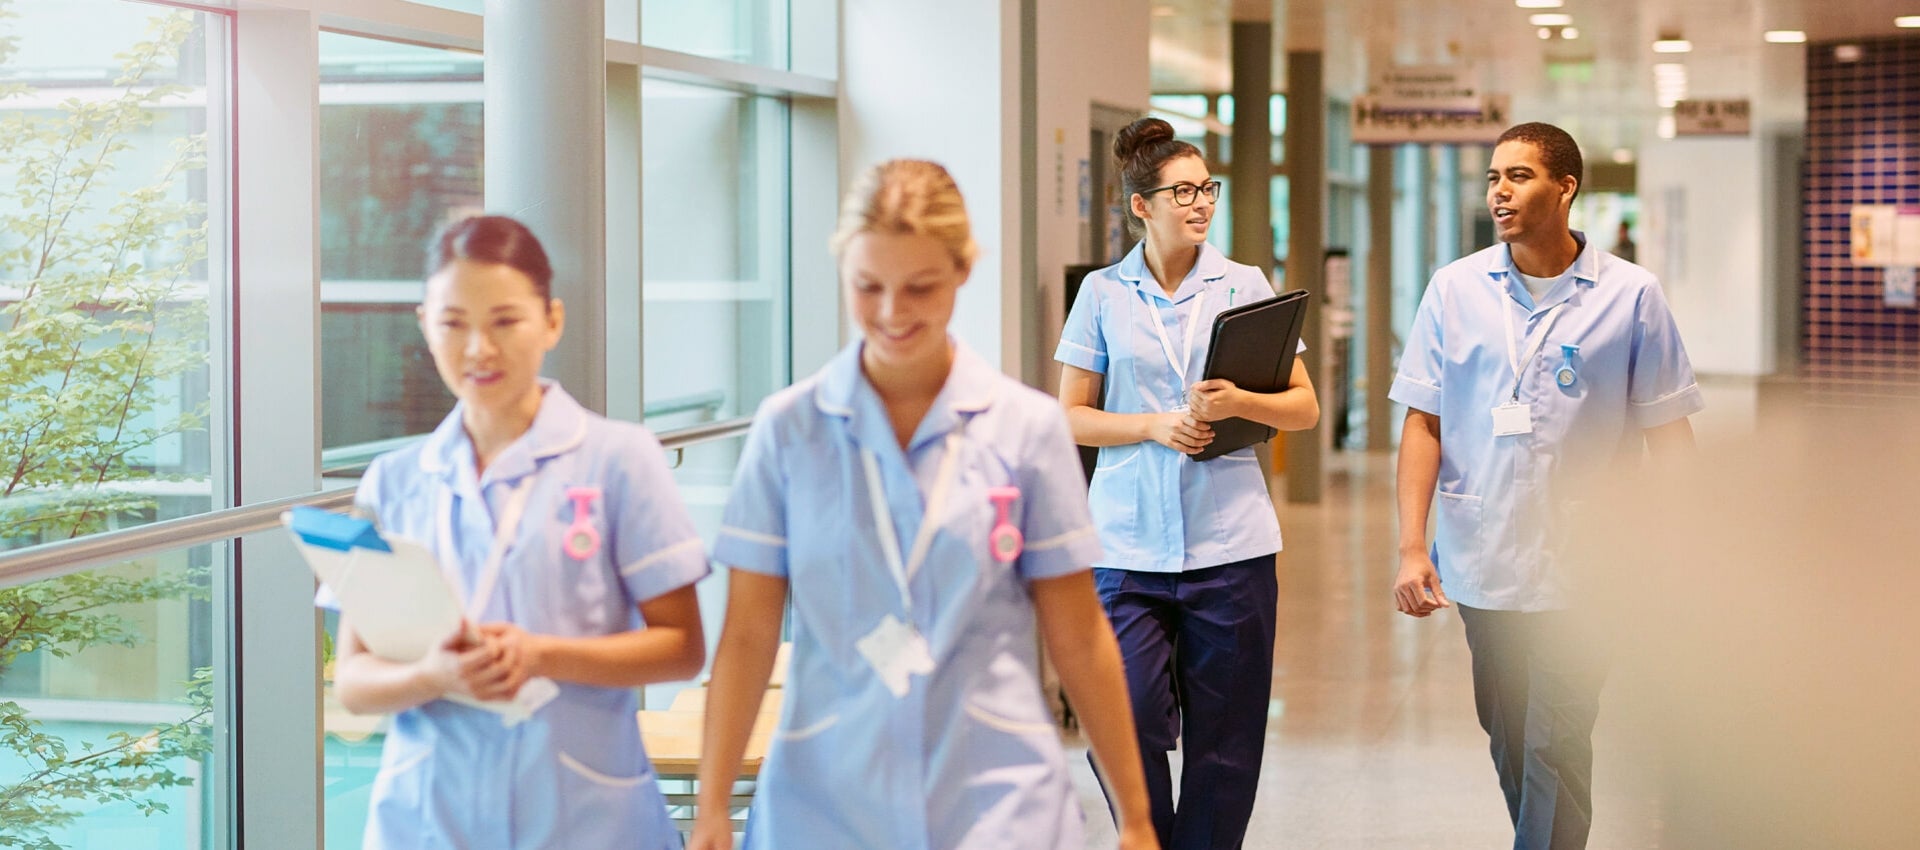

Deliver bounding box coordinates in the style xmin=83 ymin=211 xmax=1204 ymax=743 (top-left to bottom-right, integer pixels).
xmin=1140 ymin=180 xmax=1222 ymax=207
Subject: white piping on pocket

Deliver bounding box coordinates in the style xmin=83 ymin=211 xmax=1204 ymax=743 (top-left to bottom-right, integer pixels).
xmin=964 ymin=702 xmax=1056 ymax=736
xmin=383 ymin=746 xmax=433 ymax=778
xmin=1436 ymin=491 xmax=1482 ymax=504
xmin=776 ymin=714 xmax=840 ymax=742
xmin=558 ymin=752 xmax=651 ymax=788
xmin=1216 ymin=451 xmax=1259 ymax=462
xmin=1093 ymin=447 xmax=1141 ymax=472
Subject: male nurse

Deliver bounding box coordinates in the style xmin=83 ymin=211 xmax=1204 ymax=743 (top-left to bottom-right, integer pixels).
xmin=1389 ymin=122 xmax=1702 ymax=850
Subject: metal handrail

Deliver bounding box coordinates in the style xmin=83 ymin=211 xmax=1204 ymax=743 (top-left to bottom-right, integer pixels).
xmin=0 ymin=416 xmax=755 ymax=590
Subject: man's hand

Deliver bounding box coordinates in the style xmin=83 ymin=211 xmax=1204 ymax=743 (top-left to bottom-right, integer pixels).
xmin=1393 ymin=552 xmax=1451 ymax=617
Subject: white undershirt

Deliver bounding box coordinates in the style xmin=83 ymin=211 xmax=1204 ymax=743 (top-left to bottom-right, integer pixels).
xmin=1517 ymin=271 xmax=1561 ymax=303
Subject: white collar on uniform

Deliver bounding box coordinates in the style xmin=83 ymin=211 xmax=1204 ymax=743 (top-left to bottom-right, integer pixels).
xmin=815 ymin=336 xmax=997 ymax=455
xmin=417 ymin=379 xmax=589 ymax=483
xmin=1114 ymin=240 xmax=1229 ymax=304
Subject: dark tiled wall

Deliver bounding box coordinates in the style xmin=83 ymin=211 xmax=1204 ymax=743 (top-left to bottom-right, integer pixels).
xmin=1805 ymin=36 xmax=1920 ymax=376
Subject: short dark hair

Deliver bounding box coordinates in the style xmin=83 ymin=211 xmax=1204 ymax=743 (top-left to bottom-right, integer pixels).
xmin=1495 ymin=122 xmax=1584 ymax=200
xmin=1114 ymin=116 xmax=1203 ymax=238
xmin=426 ymin=215 xmax=554 ymax=301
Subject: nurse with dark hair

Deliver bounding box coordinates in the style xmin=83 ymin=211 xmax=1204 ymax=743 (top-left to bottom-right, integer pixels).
xmin=1056 ymin=118 xmax=1320 ymax=849
xmin=322 ymin=215 xmax=709 ymax=849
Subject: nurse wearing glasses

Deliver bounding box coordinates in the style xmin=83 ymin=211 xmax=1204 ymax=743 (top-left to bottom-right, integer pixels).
xmin=688 ymin=160 xmax=1158 ymax=850
xmin=1056 ymin=117 xmax=1320 ymax=849
xmin=322 ymin=216 xmax=709 ymax=850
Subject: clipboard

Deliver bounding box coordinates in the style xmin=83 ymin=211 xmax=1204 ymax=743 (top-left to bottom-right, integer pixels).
xmin=285 ymin=505 xmax=558 ymax=724
xmin=1190 ymin=289 xmax=1310 ymax=461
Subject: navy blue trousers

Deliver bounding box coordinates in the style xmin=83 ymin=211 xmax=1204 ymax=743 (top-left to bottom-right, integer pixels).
xmin=1091 ymin=555 xmax=1278 ymax=850
xmin=1458 ymin=605 xmax=1610 ymax=850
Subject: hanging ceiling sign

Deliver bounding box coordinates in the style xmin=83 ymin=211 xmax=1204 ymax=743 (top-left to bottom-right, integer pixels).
xmin=1370 ymin=65 xmax=1485 ymax=113
xmin=1352 ymin=94 xmax=1510 ymax=144
xmin=1673 ymin=99 xmax=1751 ymax=136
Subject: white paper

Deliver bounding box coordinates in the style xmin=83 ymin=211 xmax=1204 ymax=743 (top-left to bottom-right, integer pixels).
xmin=290 ymin=518 xmax=557 ymax=725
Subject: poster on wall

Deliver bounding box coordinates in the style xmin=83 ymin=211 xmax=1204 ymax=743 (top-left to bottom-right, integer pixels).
xmin=1851 ymin=205 xmax=1898 ymax=266
xmin=1887 ymin=266 xmax=1917 ymax=308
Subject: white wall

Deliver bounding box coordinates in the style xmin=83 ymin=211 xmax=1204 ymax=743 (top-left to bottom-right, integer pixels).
xmin=1638 ymin=137 xmax=1769 ymax=375
xmin=1033 ymin=0 xmax=1151 ymax=386
xmin=841 ymin=0 xmax=1021 ymax=370
xmin=841 ymin=0 xmax=1150 ymax=382
xmin=1635 ymin=43 xmax=1804 ymax=378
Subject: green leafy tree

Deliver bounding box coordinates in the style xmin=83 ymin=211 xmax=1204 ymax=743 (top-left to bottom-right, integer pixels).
xmin=0 ymin=3 xmax=215 ymax=847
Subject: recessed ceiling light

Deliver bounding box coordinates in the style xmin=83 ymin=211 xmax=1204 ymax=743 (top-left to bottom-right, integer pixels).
xmin=1657 ymin=115 xmax=1676 ymax=140
xmin=1611 ymin=148 xmax=1634 ymax=164
xmin=1516 ymin=0 xmax=1564 ymax=8
xmin=1562 ymin=27 xmax=1580 ymax=40
xmin=1897 ymin=16 xmax=1920 ymax=28
xmin=1764 ymin=30 xmax=1807 ymax=43
xmin=1530 ymin=13 xmax=1573 ymax=26
xmin=1538 ymin=27 xmax=1553 ymax=40
xmin=1653 ymin=39 xmax=1694 ymax=53
xmin=1835 ymin=44 xmax=1864 ymax=62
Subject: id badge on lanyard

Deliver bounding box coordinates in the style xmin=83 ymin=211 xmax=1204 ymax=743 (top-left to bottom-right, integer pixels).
xmin=1494 ymin=303 xmax=1565 ymax=438
xmin=855 ymin=431 xmax=964 ymax=698
xmin=434 ymin=478 xmax=561 ymax=724
xmin=1147 ymin=287 xmax=1207 ymax=412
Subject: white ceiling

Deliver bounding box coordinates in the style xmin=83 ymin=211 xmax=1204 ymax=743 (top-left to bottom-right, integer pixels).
xmin=1149 ymin=0 xmax=1920 ymax=153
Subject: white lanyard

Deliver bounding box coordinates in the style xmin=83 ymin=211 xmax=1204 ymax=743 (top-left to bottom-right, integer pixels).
xmin=860 ymin=431 xmax=963 ymax=611
xmin=1503 ymin=301 xmax=1566 ymax=402
xmin=435 ymin=477 xmax=536 ymax=623
xmin=1145 ymin=286 xmax=1209 ymax=386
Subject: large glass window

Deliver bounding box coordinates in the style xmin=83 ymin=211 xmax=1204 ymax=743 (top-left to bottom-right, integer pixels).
xmin=0 ymin=3 xmax=227 ymax=846
xmin=317 ymin=33 xmax=482 ymax=452
xmin=0 ymin=0 xmax=223 ymax=546
xmin=643 ymin=0 xmax=789 ymax=69
xmin=641 ymin=79 xmax=789 ymax=435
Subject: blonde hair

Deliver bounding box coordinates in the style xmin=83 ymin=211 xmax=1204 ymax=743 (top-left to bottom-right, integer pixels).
xmin=830 ymin=159 xmax=978 ymax=272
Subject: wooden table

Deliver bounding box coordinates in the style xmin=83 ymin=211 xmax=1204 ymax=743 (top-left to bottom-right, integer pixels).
xmin=639 ymin=688 xmax=784 ymax=833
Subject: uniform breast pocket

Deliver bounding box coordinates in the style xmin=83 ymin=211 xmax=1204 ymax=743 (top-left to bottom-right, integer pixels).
xmin=543 ymin=493 xmax=620 ymax=634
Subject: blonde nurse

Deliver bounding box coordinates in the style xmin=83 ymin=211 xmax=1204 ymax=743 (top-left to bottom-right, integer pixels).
xmin=688 ymin=160 xmax=1158 ymax=850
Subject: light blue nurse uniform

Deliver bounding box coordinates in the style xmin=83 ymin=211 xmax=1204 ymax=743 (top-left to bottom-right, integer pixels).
xmin=320 ymin=382 xmax=710 ymax=850
xmin=712 ymin=339 xmax=1104 ymax=850
xmin=1389 ymin=234 xmax=1704 ymax=611
xmin=1055 ymin=240 xmax=1299 ymax=572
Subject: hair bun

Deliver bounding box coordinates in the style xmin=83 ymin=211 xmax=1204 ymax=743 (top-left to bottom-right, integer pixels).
xmin=1114 ymin=117 xmax=1176 ymax=162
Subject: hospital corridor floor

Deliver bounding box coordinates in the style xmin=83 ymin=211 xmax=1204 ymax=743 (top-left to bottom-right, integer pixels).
xmin=1066 ymin=452 xmax=1668 ymax=850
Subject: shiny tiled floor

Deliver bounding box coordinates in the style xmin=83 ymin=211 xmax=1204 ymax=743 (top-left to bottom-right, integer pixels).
xmin=1063 ymin=379 xmax=1813 ymax=848
xmin=1070 ymin=450 xmax=1669 ymax=850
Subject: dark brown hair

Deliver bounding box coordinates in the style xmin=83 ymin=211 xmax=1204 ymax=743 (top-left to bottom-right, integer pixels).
xmin=426 ymin=215 xmax=555 ymax=301
xmin=1114 ymin=117 xmax=1202 ymax=238
xmin=1495 ymin=122 xmax=1584 ymax=201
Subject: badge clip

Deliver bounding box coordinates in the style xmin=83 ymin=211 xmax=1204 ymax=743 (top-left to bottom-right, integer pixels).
xmin=562 ymin=486 xmax=602 ymax=560
xmin=986 ymin=486 xmax=1023 ymax=563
